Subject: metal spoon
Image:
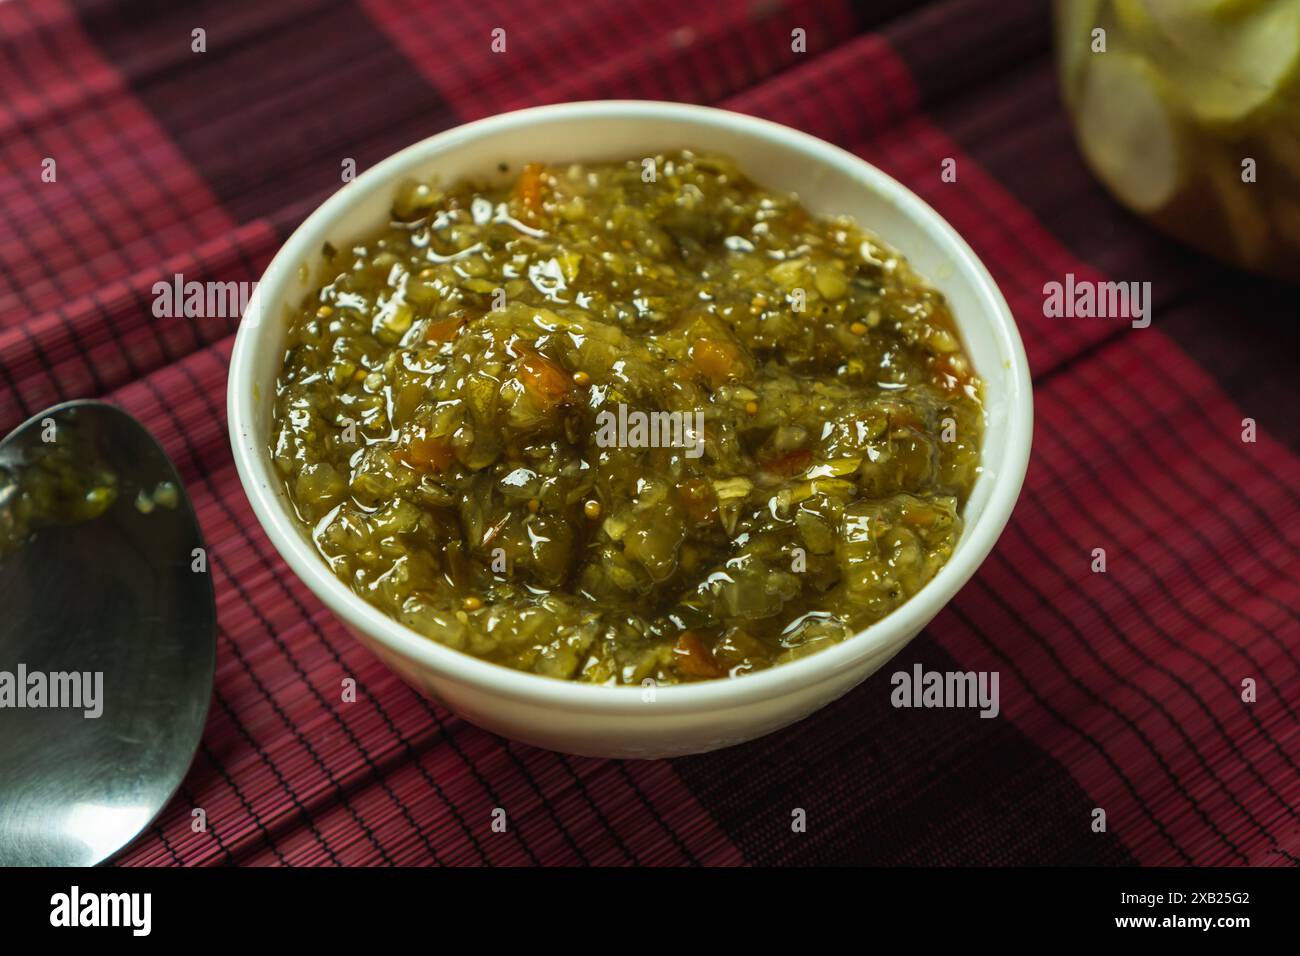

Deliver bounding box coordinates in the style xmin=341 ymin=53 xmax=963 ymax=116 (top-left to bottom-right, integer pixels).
xmin=0 ymin=401 xmax=215 ymax=866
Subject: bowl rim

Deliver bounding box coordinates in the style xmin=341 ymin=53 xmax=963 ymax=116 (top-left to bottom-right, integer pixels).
xmin=228 ymin=99 xmax=1032 ymax=715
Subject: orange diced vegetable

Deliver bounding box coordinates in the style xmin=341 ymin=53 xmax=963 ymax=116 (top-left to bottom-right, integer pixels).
xmin=689 ymin=338 xmax=741 ymax=387
xmin=395 ymin=434 xmax=454 ymax=473
xmin=513 ymin=163 xmax=546 ymax=222
xmin=517 ymin=348 xmax=571 ymax=406
xmin=674 ymin=631 xmax=725 ymax=679
xmin=425 ymin=316 xmax=464 ymax=343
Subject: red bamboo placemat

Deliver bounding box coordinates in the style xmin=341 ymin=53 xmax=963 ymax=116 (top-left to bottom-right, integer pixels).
xmin=2 ymin=0 xmax=1296 ymax=865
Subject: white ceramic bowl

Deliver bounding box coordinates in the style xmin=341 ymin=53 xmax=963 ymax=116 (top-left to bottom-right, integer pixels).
xmin=228 ymin=101 xmax=1032 ymax=759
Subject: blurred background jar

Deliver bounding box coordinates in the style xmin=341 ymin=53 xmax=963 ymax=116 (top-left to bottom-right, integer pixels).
xmin=1054 ymin=0 xmax=1300 ymax=281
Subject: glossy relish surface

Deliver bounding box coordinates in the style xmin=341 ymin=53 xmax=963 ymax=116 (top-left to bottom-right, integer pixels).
xmin=270 ymin=152 xmax=983 ymax=684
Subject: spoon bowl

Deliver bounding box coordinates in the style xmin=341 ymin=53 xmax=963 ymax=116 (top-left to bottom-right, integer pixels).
xmin=0 ymin=401 xmax=215 ymax=866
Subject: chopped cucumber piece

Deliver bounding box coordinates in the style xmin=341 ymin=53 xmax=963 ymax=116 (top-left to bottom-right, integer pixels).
xmin=1140 ymin=0 xmax=1300 ymax=125
xmin=1113 ymin=0 xmax=1156 ymax=32
xmin=1077 ymin=51 xmax=1184 ymax=211
xmin=1055 ymin=0 xmax=1105 ymax=109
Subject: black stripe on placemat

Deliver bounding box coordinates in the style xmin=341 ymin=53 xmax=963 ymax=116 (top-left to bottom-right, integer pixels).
xmin=1154 ymin=283 xmax=1300 ymax=452
xmin=847 ymin=0 xmax=935 ymax=33
xmin=672 ymin=634 xmax=1136 ymax=865
xmin=882 ymin=0 xmax=1049 ymax=103
xmin=74 ymin=0 xmax=457 ymax=232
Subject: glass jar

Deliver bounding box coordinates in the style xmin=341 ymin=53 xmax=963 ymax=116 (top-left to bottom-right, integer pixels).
xmin=1054 ymin=0 xmax=1300 ymax=280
